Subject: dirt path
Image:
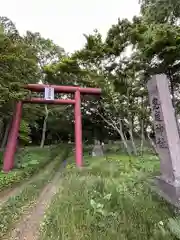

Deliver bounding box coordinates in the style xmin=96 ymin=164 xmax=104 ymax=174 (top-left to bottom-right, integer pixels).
xmin=5 ymin=167 xmax=63 ymax=240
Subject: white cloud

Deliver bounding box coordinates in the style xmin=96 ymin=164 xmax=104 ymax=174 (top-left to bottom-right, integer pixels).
xmin=0 ymin=0 xmax=140 ymax=53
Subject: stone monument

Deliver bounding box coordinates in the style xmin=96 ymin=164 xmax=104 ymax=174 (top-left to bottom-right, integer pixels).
xmin=92 ymin=140 xmax=104 ymax=157
xmin=176 ymin=114 xmax=180 ymax=137
xmin=147 ymin=74 xmax=180 ymax=207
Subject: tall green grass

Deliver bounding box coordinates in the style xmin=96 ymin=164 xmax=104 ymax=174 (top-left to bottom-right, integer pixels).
xmin=0 ymin=148 xmax=68 ymax=239
xmin=0 ymin=144 xmax=70 ymax=192
xmin=40 ymin=154 xmax=177 ymax=240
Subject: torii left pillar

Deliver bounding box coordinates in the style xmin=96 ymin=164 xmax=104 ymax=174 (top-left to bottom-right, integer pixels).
xmin=3 ymin=101 xmax=22 ymax=172
xmin=75 ymin=90 xmax=82 ymax=167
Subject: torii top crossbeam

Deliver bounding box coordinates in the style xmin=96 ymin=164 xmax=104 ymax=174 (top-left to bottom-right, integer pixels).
xmin=25 ymin=84 xmax=101 ymax=95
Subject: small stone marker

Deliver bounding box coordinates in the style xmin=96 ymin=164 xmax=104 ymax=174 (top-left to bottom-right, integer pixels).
xmin=147 ymin=74 xmax=180 ymax=207
xmin=92 ymin=140 xmax=104 ymax=157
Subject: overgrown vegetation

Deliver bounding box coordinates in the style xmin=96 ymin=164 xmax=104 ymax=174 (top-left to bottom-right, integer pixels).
xmin=0 ymin=147 xmax=69 ymax=238
xmin=0 ymin=145 xmax=66 ymax=192
xmin=1 ymin=1 xmax=180 ymax=239
xmin=40 ymin=154 xmax=178 ymax=240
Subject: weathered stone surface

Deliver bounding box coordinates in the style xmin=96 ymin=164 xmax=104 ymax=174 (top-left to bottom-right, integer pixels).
xmin=92 ymin=140 xmax=104 ymax=157
xmin=176 ymin=114 xmax=180 ymax=137
xmin=147 ymin=74 xmax=180 ymax=206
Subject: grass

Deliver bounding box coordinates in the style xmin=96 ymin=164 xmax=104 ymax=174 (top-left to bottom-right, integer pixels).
xmin=0 ymin=148 xmax=69 ymax=238
xmin=0 ymin=144 xmax=66 ymax=192
xmin=40 ymin=153 xmax=178 ymax=240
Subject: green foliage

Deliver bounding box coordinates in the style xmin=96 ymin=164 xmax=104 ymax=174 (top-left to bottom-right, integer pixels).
xmin=140 ymin=0 xmax=180 ymax=24
xmin=168 ymin=218 xmax=180 ymax=239
xmin=40 ymin=154 xmax=175 ymax=240
xmin=0 ymin=145 xmax=69 ymax=192
xmin=24 ymin=31 xmax=65 ymax=69
xmin=44 ymin=56 xmax=83 ymax=86
xmin=19 ymin=119 xmax=31 ymax=144
xmin=0 ymin=20 xmax=39 ymax=105
xmin=0 ymin=17 xmax=69 ymax=149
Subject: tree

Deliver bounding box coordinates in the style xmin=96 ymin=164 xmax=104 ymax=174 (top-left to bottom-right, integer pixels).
xmin=2 ymin=7 xmax=180 ymax=154
xmin=24 ymin=32 xmax=67 ymax=146
xmin=24 ymin=31 xmax=65 ymax=71
xmin=140 ymin=0 xmax=180 ymax=24
xmin=72 ymin=26 xmax=142 ymax=155
xmin=0 ymin=17 xmax=41 ymax=147
xmin=132 ymin=1 xmax=180 ymax=102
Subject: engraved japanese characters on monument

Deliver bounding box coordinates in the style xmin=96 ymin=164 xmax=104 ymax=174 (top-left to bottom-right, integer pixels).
xmin=151 ymin=97 xmax=168 ymax=149
xmin=147 ymin=74 xmax=180 ymax=206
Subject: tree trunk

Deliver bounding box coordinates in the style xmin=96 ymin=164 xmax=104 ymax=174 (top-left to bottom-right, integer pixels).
xmin=168 ymin=72 xmax=180 ymax=137
xmin=125 ymin=86 xmax=137 ymax=155
xmin=169 ymin=73 xmax=176 ymax=109
xmin=124 ymin=132 xmax=128 ymax=142
xmin=40 ymin=105 xmax=49 ymax=148
xmin=116 ymin=127 xmax=132 ymax=156
xmin=1 ymin=120 xmax=11 ymax=150
xmin=128 ymin=128 xmax=137 ymax=155
xmin=140 ymin=119 xmax=144 ymax=155
xmin=140 ymin=96 xmax=145 ymax=156
xmin=122 ymin=118 xmax=137 ymax=155
xmin=97 ymin=112 xmax=132 ymax=156
xmin=147 ymin=132 xmax=158 ymax=155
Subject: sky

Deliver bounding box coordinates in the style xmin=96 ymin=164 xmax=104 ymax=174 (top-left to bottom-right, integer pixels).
xmin=0 ymin=0 xmax=140 ymax=53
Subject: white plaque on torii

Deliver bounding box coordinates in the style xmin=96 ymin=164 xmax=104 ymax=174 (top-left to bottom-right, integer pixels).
xmin=44 ymin=87 xmax=54 ymax=100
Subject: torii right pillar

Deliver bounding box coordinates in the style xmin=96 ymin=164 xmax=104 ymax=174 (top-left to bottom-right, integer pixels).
xmin=147 ymin=74 xmax=180 ymax=207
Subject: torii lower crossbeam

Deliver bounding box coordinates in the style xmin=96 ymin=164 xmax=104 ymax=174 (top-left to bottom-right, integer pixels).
xmin=3 ymin=85 xmax=101 ymax=172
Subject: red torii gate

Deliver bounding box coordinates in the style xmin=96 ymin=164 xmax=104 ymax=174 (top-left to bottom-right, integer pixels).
xmin=3 ymin=84 xmax=101 ymax=172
